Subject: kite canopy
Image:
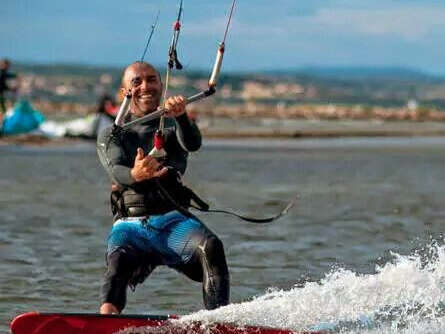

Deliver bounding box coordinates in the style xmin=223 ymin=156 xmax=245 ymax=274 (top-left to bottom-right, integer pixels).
xmin=2 ymin=99 xmax=45 ymax=135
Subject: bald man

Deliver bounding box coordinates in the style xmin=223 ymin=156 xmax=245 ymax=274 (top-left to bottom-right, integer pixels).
xmin=97 ymin=61 xmax=229 ymax=314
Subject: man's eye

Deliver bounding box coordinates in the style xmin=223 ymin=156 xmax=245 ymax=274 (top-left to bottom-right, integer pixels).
xmin=131 ymin=78 xmax=141 ymax=86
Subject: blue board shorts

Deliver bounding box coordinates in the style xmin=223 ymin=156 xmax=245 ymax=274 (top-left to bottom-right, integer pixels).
xmin=107 ymin=210 xmax=209 ymax=266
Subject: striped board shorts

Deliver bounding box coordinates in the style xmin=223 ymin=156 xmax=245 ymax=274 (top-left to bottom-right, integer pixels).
xmin=107 ymin=210 xmax=209 ymax=266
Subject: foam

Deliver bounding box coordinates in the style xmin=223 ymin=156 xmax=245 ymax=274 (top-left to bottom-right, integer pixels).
xmin=119 ymin=240 xmax=445 ymax=333
xmin=179 ymin=241 xmax=445 ymax=333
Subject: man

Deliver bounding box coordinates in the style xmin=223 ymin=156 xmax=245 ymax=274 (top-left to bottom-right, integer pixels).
xmin=97 ymin=61 xmax=230 ymax=314
xmin=0 ymin=59 xmax=17 ymax=114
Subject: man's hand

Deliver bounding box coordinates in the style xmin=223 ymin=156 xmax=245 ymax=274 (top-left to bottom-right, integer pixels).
xmin=163 ymin=95 xmax=186 ymax=118
xmin=130 ymin=148 xmax=169 ymax=182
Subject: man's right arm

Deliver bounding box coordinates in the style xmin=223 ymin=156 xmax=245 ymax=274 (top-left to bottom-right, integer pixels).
xmin=97 ymin=127 xmax=168 ymax=186
xmin=97 ymin=127 xmax=135 ymax=187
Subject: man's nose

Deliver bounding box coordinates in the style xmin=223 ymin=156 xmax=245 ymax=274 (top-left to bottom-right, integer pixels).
xmin=140 ymin=80 xmax=150 ymax=90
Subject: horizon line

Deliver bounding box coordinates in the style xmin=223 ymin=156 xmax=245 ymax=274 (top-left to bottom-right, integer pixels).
xmin=10 ymin=59 xmax=445 ymax=78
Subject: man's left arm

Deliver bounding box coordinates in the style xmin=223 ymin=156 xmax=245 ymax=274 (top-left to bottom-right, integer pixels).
xmin=175 ymin=113 xmax=202 ymax=152
xmin=164 ymin=95 xmax=202 ymax=152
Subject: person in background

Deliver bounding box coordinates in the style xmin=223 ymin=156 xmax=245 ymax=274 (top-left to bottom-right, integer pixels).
xmin=96 ymin=61 xmax=230 ymax=314
xmin=97 ymin=94 xmax=118 ymax=121
xmin=92 ymin=94 xmax=118 ymax=138
xmin=0 ymin=59 xmax=17 ymax=114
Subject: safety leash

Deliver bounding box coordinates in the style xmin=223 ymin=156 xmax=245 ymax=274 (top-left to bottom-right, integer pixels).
xmin=156 ymin=179 xmax=297 ymax=224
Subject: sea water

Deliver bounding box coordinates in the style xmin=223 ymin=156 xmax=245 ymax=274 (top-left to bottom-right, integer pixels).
xmin=1 ymin=137 xmax=444 ymax=333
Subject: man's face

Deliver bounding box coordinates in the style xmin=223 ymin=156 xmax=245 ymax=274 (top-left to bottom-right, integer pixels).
xmin=122 ymin=63 xmax=162 ymax=117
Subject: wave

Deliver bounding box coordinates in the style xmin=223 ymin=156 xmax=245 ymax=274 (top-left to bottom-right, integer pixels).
xmin=179 ymin=240 xmax=445 ymax=333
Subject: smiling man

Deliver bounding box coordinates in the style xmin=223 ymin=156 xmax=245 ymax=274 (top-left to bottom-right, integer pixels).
xmin=96 ymin=61 xmax=230 ymax=314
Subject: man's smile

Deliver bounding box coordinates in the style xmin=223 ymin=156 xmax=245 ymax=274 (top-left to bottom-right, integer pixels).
xmin=138 ymin=93 xmax=155 ymax=102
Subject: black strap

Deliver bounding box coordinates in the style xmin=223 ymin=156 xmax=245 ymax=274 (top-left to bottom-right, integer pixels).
xmin=156 ymin=179 xmax=296 ymax=224
xmin=191 ymin=201 xmax=296 ymax=224
xmin=155 ymin=180 xmax=202 ymax=222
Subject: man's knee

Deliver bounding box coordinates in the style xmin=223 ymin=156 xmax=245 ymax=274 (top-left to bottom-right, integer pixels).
xmin=200 ymin=234 xmax=226 ymax=261
xmin=178 ymin=234 xmax=226 ymax=282
xmin=106 ymin=249 xmax=128 ymax=274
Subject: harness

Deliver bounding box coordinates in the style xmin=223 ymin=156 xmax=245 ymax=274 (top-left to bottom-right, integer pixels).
xmin=111 ymin=173 xmax=296 ymax=224
xmin=110 ymin=172 xmax=194 ymax=219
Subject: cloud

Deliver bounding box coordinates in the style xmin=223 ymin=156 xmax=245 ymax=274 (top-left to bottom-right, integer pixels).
xmin=3 ymin=0 xmax=445 ymax=72
xmin=175 ymin=2 xmax=445 ymax=72
xmin=310 ymin=7 xmax=445 ymax=41
xmin=173 ymin=3 xmax=445 ymax=44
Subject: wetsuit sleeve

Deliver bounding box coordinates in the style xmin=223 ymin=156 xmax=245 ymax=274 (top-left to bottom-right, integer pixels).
xmin=175 ymin=113 xmax=202 ymax=152
xmin=97 ymin=127 xmax=136 ymax=187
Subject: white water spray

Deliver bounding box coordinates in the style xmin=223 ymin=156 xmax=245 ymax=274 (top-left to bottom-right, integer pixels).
xmin=179 ymin=241 xmax=445 ymax=333
xmin=118 ymin=241 xmax=445 ymax=334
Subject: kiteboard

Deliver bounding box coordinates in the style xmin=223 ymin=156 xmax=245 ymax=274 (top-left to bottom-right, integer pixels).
xmin=10 ymin=312 xmax=325 ymax=334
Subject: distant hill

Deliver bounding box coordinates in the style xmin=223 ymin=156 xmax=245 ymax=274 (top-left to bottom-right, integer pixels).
xmin=15 ymin=62 xmax=443 ymax=81
xmin=267 ymin=66 xmax=443 ymax=83
xmin=14 ymin=63 xmax=123 ymax=78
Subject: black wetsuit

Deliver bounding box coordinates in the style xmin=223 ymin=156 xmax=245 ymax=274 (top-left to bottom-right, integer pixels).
xmin=96 ymin=113 xmax=230 ymax=312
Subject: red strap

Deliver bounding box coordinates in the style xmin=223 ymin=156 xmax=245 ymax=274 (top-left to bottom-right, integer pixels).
xmin=154 ymin=132 xmax=164 ymax=149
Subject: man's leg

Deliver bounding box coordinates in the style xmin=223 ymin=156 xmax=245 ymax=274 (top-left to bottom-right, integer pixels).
xmin=152 ymin=211 xmax=230 ymax=310
xmin=101 ymin=218 xmax=161 ymax=314
xmin=179 ymin=233 xmax=230 ymax=310
xmin=197 ymin=234 xmax=230 ymax=309
xmin=100 ymin=247 xmax=145 ymax=314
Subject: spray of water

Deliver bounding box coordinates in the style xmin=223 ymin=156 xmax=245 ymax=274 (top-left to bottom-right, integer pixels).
xmin=118 ymin=240 xmax=445 ymax=334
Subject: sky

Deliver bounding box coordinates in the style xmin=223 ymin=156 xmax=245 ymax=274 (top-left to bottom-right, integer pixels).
xmin=3 ymin=0 xmax=445 ymax=74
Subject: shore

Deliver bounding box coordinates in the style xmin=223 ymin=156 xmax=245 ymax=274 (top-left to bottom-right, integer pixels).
xmin=200 ymin=117 xmax=445 ymax=138
xmin=3 ymin=117 xmax=445 ymax=146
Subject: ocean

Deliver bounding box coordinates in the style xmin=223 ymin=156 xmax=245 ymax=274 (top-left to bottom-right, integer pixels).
xmin=1 ymin=137 xmax=444 ymax=333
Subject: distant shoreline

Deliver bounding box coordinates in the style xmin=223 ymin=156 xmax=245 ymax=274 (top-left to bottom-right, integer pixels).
xmin=198 ymin=118 xmax=445 ymax=138
xmin=3 ymin=118 xmax=445 ymax=146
